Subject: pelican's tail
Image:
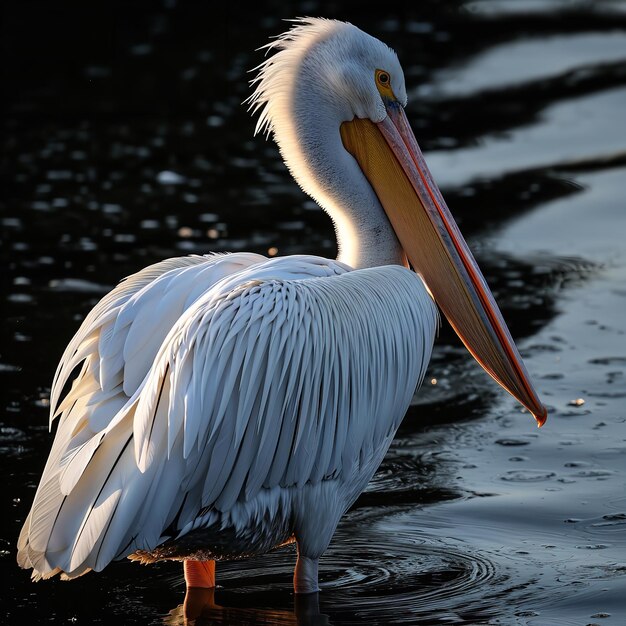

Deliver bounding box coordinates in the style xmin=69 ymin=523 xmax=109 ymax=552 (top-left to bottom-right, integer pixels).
xmin=17 ymin=402 xmax=137 ymax=580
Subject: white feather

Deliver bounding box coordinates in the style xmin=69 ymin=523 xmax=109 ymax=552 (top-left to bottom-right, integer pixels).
xmin=18 ymin=20 xmax=442 ymax=583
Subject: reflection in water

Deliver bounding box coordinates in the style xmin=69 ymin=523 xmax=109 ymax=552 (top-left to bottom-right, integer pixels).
xmin=165 ymin=589 xmax=329 ymax=626
xmin=427 ymin=86 xmax=626 ymax=188
xmin=421 ymin=32 xmax=626 ymax=98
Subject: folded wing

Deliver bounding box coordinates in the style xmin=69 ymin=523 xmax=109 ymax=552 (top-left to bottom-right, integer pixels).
xmin=18 ymin=257 xmax=437 ymax=580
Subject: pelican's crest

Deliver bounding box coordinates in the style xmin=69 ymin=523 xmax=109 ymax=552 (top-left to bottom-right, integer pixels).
xmin=246 ymin=18 xmax=402 ymax=137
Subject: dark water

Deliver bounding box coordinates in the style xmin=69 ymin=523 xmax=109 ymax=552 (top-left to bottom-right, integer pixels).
xmin=2 ymin=1 xmax=626 ymax=624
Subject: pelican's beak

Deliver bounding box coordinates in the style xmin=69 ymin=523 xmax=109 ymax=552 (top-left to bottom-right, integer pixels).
xmin=340 ymin=103 xmax=547 ymax=427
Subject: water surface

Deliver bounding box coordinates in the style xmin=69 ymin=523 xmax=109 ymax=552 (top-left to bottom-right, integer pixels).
xmin=1 ymin=1 xmax=625 ymax=624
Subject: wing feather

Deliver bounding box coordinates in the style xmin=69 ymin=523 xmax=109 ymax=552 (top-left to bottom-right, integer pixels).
xmin=19 ymin=256 xmax=438 ymax=582
xmin=151 ymin=262 xmax=436 ymax=510
xmin=18 ymin=253 xmax=266 ymax=578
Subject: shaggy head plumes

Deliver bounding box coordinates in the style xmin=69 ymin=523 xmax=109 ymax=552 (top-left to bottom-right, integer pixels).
xmin=246 ymin=18 xmax=407 ymax=138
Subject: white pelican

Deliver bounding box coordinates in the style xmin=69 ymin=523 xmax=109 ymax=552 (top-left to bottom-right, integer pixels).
xmin=17 ymin=18 xmax=546 ymax=595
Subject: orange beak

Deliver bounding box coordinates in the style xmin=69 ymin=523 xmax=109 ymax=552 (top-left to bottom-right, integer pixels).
xmin=340 ymin=102 xmax=547 ymax=427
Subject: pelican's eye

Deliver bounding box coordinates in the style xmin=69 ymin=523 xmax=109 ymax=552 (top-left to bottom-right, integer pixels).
xmin=377 ymin=71 xmax=390 ymax=86
xmin=375 ymin=69 xmax=394 ymax=99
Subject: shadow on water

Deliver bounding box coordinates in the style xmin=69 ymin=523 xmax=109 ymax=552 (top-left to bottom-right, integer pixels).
xmin=2 ymin=0 xmax=626 ymax=624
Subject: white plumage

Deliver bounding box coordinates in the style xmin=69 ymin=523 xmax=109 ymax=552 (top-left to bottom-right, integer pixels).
xmin=18 ymin=17 xmax=545 ymax=594
xmin=19 ymin=253 xmax=436 ymax=581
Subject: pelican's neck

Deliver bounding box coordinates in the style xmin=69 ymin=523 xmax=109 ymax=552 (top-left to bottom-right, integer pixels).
xmin=329 ymin=189 xmax=407 ymax=270
xmin=273 ymin=84 xmax=405 ymax=270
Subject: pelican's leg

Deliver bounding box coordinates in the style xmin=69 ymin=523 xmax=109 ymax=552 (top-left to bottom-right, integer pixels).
xmin=292 ymin=494 xmax=342 ymax=594
xmin=183 ymin=559 xmax=216 ymax=589
xmin=294 ymin=548 xmax=320 ymax=594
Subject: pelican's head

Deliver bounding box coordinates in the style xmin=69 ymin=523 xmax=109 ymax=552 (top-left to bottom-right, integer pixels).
xmin=249 ymin=18 xmax=547 ymax=426
xmin=248 ymin=18 xmax=407 ymax=135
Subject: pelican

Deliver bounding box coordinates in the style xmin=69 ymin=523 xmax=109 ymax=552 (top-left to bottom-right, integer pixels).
xmin=17 ymin=18 xmax=546 ymax=595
